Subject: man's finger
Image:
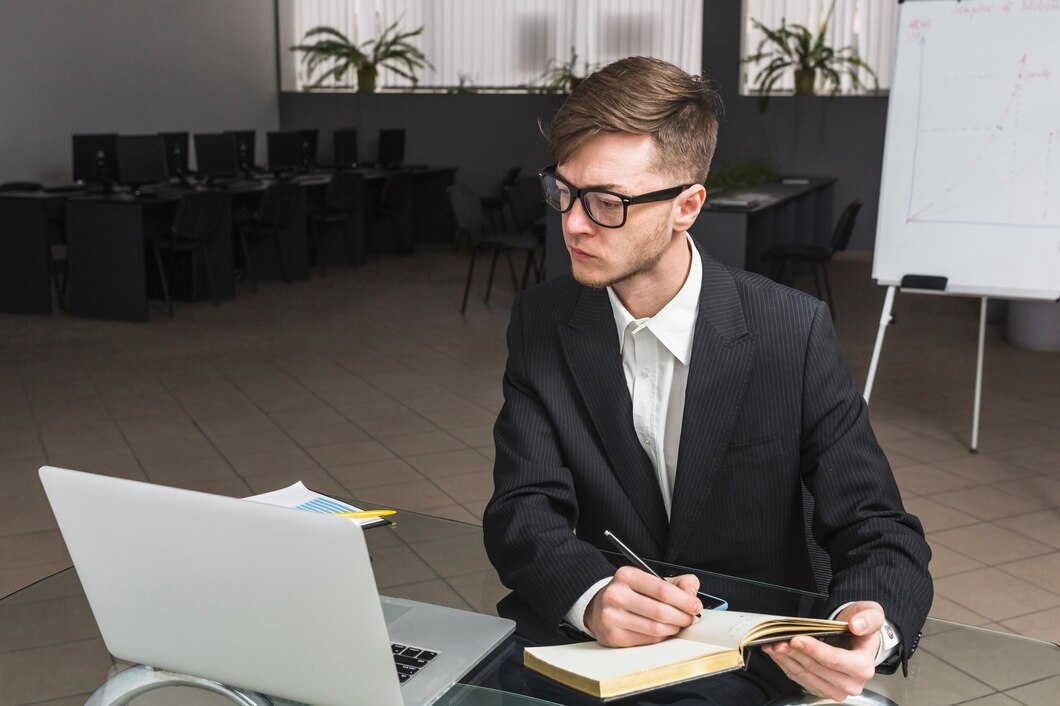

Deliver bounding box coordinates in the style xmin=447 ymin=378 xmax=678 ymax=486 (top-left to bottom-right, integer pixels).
xmin=665 ymin=573 xmax=701 ymax=596
xmin=618 ymin=567 xmax=702 ymax=615
xmin=779 ymin=642 xmax=870 ymax=697
xmin=765 ymin=645 xmax=862 ymax=702
xmin=789 ymin=634 xmax=878 ymax=680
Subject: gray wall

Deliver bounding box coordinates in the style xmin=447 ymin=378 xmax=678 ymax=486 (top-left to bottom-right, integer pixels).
xmin=278 ymin=92 xmax=564 ymax=198
xmin=0 ymin=0 xmax=280 ymax=185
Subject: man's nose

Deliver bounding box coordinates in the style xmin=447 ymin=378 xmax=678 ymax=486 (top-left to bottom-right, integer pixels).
xmin=563 ymin=196 xmax=595 ymax=234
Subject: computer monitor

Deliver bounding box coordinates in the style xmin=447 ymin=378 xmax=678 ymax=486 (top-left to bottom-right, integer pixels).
xmin=193 ymin=133 xmax=239 ymax=180
xmin=298 ymin=129 xmax=318 ymax=168
xmin=267 ymin=131 xmax=303 ymax=175
xmin=333 ymin=128 xmax=358 ymax=169
xmin=224 ymin=130 xmax=256 ymax=174
xmin=116 ymin=135 xmax=169 ymax=189
xmin=158 ymin=132 xmax=190 ymax=177
xmin=378 ymin=129 xmax=405 ymax=169
xmin=72 ymin=133 xmax=118 ymax=186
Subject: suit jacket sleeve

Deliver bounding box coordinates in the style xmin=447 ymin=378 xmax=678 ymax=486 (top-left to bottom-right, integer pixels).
xmin=801 ymin=301 xmax=933 ymax=674
xmin=483 ymin=295 xmax=617 ymax=628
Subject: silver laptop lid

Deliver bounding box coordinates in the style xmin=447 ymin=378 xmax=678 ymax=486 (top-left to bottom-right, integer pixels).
xmin=39 ymin=466 xmax=403 ymax=706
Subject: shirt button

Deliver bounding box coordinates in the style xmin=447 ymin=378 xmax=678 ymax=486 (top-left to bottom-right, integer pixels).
xmin=641 ymin=368 xmax=651 ymax=377
xmin=643 ymin=437 xmax=652 ymax=445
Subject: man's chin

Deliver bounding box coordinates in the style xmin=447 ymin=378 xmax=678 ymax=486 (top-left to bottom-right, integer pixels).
xmin=571 ymin=265 xmax=615 ymax=290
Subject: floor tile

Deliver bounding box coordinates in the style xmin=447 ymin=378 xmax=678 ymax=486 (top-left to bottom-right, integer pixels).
xmin=935 ymin=568 xmax=1060 ymax=622
xmin=997 ymin=551 xmax=1060 ymax=594
xmin=931 ymin=523 xmax=1054 ymax=565
xmin=930 ymin=486 xmax=1047 ymax=521
xmin=404 ymin=448 xmax=493 ymax=477
xmin=379 ymin=431 xmax=467 ymax=457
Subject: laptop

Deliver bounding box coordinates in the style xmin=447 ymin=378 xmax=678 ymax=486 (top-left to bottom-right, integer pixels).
xmin=39 ymin=466 xmax=515 ymax=706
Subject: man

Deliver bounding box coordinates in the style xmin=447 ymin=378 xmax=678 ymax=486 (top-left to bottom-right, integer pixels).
xmin=483 ymin=57 xmax=932 ymax=703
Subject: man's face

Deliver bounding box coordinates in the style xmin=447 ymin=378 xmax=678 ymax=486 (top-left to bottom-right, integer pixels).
xmin=556 ymin=132 xmax=685 ymax=290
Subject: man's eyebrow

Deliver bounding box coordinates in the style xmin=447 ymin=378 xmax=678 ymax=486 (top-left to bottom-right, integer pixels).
xmin=554 ymin=169 xmax=628 ymax=193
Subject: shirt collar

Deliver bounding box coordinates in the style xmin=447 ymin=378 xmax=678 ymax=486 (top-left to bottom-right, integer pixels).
xmin=606 ymin=234 xmax=702 ymax=366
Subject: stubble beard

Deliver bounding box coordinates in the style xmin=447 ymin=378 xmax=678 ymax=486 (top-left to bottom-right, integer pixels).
xmin=571 ymin=214 xmax=674 ymax=290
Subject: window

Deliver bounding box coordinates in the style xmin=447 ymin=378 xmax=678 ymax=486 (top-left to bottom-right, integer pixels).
xmin=279 ymin=0 xmax=703 ymax=92
xmin=741 ymin=0 xmax=899 ymax=96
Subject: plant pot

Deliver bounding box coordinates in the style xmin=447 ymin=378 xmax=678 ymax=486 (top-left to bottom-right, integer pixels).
xmin=794 ymin=68 xmax=816 ymax=96
xmin=357 ymin=66 xmax=377 ymax=93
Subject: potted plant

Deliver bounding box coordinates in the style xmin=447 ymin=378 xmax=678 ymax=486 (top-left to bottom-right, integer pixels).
xmin=743 ymin=1 xmax=878 ymax=111
xmin=529 ymin=49 xmax=594 ymax=94
xmin=290 ymin=17 xmax=431 ymax=92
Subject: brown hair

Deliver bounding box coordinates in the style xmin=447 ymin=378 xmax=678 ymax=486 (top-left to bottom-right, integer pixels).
xmin=545 ymin=56 xmax=722 ymax=184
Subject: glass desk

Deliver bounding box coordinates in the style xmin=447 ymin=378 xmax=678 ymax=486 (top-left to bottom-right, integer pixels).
xmin=1 ymin=508 xmax=1056 ymax=705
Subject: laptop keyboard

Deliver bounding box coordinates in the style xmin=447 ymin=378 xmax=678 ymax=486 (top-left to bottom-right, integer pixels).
xmin=391 ymin=643 xmax=439 ymax=684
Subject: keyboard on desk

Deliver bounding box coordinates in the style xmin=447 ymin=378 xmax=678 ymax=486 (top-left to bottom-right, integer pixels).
xmin=391 ymin=642 xmax=439 ymax=684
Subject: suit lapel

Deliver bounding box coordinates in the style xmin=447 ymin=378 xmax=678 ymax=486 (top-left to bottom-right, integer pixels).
xmin=559 ymin=287 xmax=669 ymax=551
xmin=666 ymin=244 xmax=757 ymax=562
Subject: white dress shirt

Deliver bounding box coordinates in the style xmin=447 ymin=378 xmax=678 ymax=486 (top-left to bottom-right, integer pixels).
xmin=562 ymin=234 xmax=898 ymax=666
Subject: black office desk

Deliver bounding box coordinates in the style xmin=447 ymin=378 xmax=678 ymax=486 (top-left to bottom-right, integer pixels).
xmin=0 ymin=192 xmax=67 ymax=315
xmin=698 ymin=177 xmax=836 ymax=275
xmin=65 ymin=190 xmax=240 ymax=322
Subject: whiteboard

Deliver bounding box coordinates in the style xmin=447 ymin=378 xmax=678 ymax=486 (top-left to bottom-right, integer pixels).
xmin=874 ymin=0 xmax=1060 ymax=301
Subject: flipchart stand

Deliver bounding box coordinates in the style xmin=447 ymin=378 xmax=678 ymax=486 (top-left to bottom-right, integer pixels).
xmin=863 ymin=277 xmax=989 ymax=454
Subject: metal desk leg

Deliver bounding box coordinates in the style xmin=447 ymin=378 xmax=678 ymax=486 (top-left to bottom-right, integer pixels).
xmin=86 ymin=664 xmax=273 ymax=706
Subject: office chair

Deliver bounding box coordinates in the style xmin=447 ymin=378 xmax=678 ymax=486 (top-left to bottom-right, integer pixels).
xmin=478 ymin=166 xmax=521 ymax=239
xmin=308 ymin=171 xmax=361 ymax=275
xmin=760 ymin=199 xmax=862 ymax=321
xmin=449 ymin=184 xmax=541 ymax=314
xmin=1 ymin=181 xmax=69 ymax=310
xmin=151 ymin=191 xmax=225 ymax=318
xmin=236 ymin=182 xmax=300 ymax=293
xmin=369 ymin=171 xmax=413 ymax=259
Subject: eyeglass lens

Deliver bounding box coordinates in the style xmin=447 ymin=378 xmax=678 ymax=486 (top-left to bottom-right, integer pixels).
xmin=541 ymin=172 xmax=626 ymax=227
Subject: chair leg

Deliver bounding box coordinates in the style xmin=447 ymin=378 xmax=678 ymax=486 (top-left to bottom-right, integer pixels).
xmin=505 ymin=249 xmax=520 ymax=292
xmin=311 ymin=220 xmax=326 ymax=277
xmin=152 ymin=245 xmax=173 ymax=318
xmin=821 ymin=262 xmax=835 ymax=321
xmin=239 ymin=231 xmax=256 ymax=294
xmin=485 ymin=249 xmax=500 ymax=304
xmin=273 ymin=231 xmax=291 ymax=284
xmin=46 ymin=247 xmax=65 ymax=312
xmin=809 ymin=258 xmax=823 ymax=299
xmin=461 ymin=249 xmax=479 ymax=314
xmin=521 ymin=250 xmax=534 ymax=290
xmin=200 ymin=246 xmax=218 ymax=307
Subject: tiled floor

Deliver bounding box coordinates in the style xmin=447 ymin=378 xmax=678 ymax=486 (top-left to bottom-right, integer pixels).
xmin=0 ymin=245 xmax=1058 ymax=648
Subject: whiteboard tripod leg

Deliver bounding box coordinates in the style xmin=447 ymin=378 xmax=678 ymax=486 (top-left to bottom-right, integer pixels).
xmin=971 ymin=297 xmax=988 ymax=453
xmin=864 ymin=286 xmax=897 ymax=404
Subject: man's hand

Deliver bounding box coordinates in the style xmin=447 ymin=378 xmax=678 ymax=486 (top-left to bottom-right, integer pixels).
xmin=584 ymin=566 xmax=703 ymax=647
xmin=761 ymin=601 xmax=885 ymax=702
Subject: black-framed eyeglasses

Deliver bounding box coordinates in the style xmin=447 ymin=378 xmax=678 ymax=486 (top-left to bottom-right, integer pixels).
xmin=538 ymin=164 xmax=693 ymax=229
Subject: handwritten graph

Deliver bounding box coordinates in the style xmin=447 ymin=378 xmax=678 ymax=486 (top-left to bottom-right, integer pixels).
xmin=873 ymin=0 xmax=1060 ymax=300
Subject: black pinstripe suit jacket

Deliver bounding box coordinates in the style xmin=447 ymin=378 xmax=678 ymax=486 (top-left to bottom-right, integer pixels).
xmin=483 ymin=236 xmax=932 ymax=672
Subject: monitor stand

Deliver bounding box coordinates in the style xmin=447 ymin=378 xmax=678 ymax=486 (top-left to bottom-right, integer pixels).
xmin=86 ymin=664 xmax=271 ymax=706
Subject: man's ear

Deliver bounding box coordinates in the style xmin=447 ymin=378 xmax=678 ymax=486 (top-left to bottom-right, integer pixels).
xmin=674 ymin=185 xmax=706 ymax=231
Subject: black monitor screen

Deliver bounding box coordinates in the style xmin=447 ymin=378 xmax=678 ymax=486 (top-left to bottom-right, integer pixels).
xmin=298 ymin=129 xmax=318 ymax=167
xmin=333 ymin=128 xmax=358 ymax=168
xmin=158 ymin=132 xmax=189 ymax=176
xmin=225 ymin=130 xmax=256 ymax=170
xmin=194 ymin=133 xmax=239 ymax=179
xmin=267 ymin=131 xmax=303 ymax=172
xmin=72 ymin=133 xmax=118 ymax=184
xmin=116 ymin=135 xmax=169 ymax=186
xmin=378 ymin=129 xmax=405 ymax=168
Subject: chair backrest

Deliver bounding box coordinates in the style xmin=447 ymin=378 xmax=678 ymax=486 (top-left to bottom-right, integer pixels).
xmin=447 ymin=183 xmax=487 ymax=242
xmin=829 ymin=200 xmax=862 ymax=254
xmin=0 ymin=181 xmax=44 ymax=193
xmin=505 ymin=175 xmax=545 ymax=231
xmin=497 ymin=166 xmax=521 ymax=196
xmin=379 ymin=171 xmax=414 ymax=210
xmin=173 ymin=192 xmax=225 ymax=246
xmin=324 ymin=171 xmax=361 ymax=212
xmin=256 ymin=182 xmax=300 ymax=228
